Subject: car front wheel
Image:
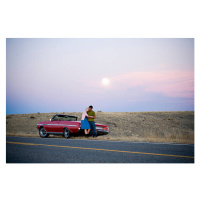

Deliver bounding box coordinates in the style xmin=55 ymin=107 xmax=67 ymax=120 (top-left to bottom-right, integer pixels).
xmin=39 ymin=127 xmax=49 ymax=138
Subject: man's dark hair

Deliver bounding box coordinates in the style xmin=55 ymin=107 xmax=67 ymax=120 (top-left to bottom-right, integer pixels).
xmin=89 ymin=105 xmax=93 ymax=109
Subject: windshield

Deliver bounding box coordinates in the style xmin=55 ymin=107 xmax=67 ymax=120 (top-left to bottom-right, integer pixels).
xmin=52 ymin=115 xmax=77 ymax=121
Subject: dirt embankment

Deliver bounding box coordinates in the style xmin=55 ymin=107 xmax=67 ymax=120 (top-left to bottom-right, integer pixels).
xmin=6 ymin=111 xmax=194 ymax=144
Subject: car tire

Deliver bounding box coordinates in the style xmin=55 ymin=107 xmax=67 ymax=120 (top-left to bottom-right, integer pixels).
xmin=63 ymin=128 xmax=71 ymax=138
xmin=39 ymin=127 xmax=49 ymax=138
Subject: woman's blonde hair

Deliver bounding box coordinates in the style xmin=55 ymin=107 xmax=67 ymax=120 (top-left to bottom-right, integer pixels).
xmin=85 ymin=107 xmax=89 ymax=111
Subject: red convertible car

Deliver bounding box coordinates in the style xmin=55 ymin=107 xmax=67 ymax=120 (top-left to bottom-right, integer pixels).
xmin=37 ymin=114 xmax=109 ymax=138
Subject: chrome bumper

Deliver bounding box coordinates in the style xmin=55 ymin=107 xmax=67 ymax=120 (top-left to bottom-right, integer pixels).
xmin=97 ymin=130 xmax=109 ymax=134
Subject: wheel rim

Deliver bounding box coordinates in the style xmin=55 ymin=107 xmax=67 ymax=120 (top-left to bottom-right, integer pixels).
xmin=40 ymin=128 xmax=47 ymax=137
xmin=64 ymin=129 xmax=69 ymax=138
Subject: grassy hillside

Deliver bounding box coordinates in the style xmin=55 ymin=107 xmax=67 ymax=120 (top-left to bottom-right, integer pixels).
xmin=6 ymin=111 xmax=194 ymax=144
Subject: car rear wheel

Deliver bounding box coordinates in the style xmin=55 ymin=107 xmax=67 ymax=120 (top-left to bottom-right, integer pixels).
xmin=39 ymin=127 xmax=49 ymax=138
xmin=63 ymin=128 xmax=71 ymax=138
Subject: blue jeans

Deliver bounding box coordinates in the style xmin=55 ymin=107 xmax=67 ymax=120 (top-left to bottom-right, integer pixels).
xmin=88 ymin=121 xmax=97 ymax=137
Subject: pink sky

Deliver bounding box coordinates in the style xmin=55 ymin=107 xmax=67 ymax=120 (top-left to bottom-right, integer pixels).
xmin=6 ymin=38 xmax=194 ymax=114
xmin=109 ymin=70 xmax=194 ymax=98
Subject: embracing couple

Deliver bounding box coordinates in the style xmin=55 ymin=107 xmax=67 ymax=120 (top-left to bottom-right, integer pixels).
xmin=81 ymin=105 xmax=97 ymax=138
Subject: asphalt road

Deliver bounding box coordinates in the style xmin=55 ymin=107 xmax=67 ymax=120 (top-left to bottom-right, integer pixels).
xmin=6 ymin=136 xmax=194 ymax=163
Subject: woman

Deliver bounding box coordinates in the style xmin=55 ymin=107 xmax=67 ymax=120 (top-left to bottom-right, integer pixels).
xmin=81 ymin=108 xmax=94 ymax=137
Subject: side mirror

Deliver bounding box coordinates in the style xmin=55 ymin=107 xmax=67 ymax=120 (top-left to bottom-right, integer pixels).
xmin=50 ymin=119 xmax=51 ymax=121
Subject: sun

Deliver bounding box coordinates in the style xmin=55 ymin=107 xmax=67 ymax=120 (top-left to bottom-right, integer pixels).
xmin=102 ymin=78 xmax=110 ymax=85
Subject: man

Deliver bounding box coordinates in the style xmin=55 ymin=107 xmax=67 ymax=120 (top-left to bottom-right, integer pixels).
xmin=87 ymin=105 xmax=97 ymax=138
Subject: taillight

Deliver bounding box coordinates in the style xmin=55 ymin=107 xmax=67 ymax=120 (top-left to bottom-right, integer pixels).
xmin=103 ymin=126 xmax=109 ymax=131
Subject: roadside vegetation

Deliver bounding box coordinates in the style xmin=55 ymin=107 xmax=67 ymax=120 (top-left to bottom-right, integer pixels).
xmin=6 ymin=111 xmax=194 ymax=144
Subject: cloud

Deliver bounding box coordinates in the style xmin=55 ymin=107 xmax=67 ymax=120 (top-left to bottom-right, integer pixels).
xmin=109 ymin=70 xmax=194 ymax=98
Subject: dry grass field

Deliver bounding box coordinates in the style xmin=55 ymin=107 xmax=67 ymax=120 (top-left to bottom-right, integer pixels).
xmin=6 ymin=111 xmax=194 ymax=144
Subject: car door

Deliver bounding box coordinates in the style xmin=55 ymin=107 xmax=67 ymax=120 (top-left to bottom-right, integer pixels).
xmin=46 ymin=121 xmax=59 ymax=133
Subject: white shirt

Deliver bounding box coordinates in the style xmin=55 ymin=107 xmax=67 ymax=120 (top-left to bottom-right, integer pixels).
xmin=81 ymin=111 xmax=88 ymax=120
